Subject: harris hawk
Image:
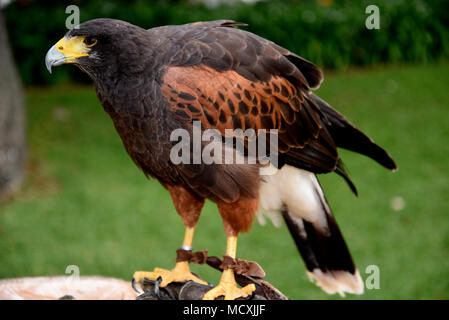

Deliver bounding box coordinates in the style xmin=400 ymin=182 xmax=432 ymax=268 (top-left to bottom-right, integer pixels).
xmin=45 ymin=19 xmax=396 ymax=299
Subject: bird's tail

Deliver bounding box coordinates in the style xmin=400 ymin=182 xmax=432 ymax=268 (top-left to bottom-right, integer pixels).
xmin=282 ymin=208 xmax=364 ymax=296
xmin=259 ymin=166 xmax=363 ymax=296
xmin=310 ymin=93 xmax=397 ymax=171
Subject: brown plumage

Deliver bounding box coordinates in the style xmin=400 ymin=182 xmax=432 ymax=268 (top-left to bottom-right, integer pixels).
xmin=46 ymin=18 xmax=396 ymax=298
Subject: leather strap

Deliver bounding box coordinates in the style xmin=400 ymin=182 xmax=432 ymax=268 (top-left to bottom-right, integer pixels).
xmin=176 ymin=249 xmax=208 ymax=264
xmin=207 ymin=254 xmax=266 ymax=279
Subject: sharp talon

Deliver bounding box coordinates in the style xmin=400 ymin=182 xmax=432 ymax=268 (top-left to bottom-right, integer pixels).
xmin=247 ymin=289 xmax=256 ymax=300
xmin=165 ymin=286 xmax=177 ymax=300
xmin=154 ymin=276 xmax=163 ymax=297
xmin=131 ymin=278 xmax=141 ymax=294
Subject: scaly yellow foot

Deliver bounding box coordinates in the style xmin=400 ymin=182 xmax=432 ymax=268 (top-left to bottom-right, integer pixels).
xmin=133 ymin=227 xmax=208 ymax=290
xmin=133 ymin=261 xmax=208 ymax=288
xmin=202 ymin=269 xmax=256 ymax=300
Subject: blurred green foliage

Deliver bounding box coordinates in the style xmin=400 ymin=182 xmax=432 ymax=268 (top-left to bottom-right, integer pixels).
xmin=4 ymin=0 xmax=449 ymax=85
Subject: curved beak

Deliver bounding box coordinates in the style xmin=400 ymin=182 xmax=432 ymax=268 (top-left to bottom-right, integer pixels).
xmin=45 ymin=36 xmax=90 ymax=73
xmin=45 ymin=45 xmax=66 ymax=73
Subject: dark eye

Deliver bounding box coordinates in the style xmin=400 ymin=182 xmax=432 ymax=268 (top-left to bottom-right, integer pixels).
xmin=83 ymin=37 xmax=97 ymax=47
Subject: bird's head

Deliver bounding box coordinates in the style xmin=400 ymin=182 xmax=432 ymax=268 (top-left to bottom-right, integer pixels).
xmin=45 ymin=18 xmax=147 ymax=78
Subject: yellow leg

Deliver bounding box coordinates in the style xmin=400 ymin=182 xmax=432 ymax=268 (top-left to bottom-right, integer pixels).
xmin=133 ymin=227 xmax=208 ymax=288
xmin=182 ymin=226 xmax=195 ymax=249
xmin=202 ymin=236 xmax=256 ymax=300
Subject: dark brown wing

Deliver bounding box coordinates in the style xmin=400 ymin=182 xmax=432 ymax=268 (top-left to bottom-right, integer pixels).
xmin=163 ymin=65 xmax=338 ymax=174
xmin=152 ymin=21 xmax=343 ymax=202
xmin=158 ymin=20 xmax=339 ymax=174
xmin=149 ymin=20 xmax=397 ymax=201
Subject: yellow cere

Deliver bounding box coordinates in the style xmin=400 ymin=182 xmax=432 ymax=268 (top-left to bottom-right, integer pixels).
xmin=54 ymin=36 xmax=90 ymax=62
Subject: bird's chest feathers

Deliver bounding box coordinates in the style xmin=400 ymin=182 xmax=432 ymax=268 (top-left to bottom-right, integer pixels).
xmin=96 ymin=81 xmax=173 ymax=177
xmin=96 ymin=77 xmax=161 ymax=132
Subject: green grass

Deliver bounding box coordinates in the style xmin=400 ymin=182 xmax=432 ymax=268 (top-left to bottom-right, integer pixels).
xmin=1 ymin=62 xmax=448 ymax=299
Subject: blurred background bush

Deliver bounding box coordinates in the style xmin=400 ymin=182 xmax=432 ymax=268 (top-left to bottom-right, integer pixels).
xmin=4 ymin=0 xmax=449 ymax=85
